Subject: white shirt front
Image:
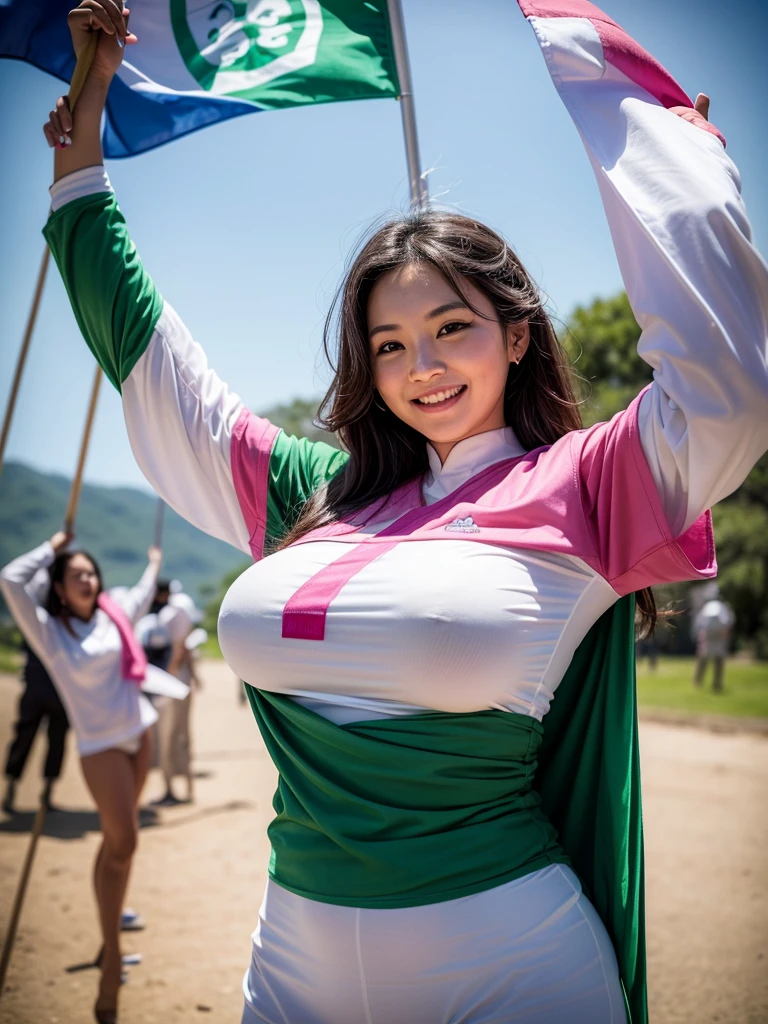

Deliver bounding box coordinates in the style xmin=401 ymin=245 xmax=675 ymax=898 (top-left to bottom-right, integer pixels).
xmin=219 ymin=429 xmax=617 ymax=725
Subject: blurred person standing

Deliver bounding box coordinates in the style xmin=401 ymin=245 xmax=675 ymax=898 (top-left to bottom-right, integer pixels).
xmin=166 ymin=584 xmax=205 ymax=804
xmin=2 ymin=563 xmax=70 ymax=814
xmin=694 ymin=586 xmax=736 ymax=693
xmin=138 ymin=581 xmax=194 ymax=805
xmin=2 ymin=643 xmax=70 ymax=813
xmin=136 ymin=579 xmax=174 ymax=671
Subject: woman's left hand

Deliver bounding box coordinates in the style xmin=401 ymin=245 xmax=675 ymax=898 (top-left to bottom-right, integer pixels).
xmin=147 ymin=545 xmax=162 ymax=567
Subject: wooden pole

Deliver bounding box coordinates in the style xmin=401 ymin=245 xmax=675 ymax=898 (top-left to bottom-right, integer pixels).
xmin=68 ymin=31 xmax=99 ymax=108
xmin=153 ymin=498 xmax=166 ymax=549
xmin=0 ymin=34 xmax=102 ymax=1001
xmin=0 ymin=248 xmax=51 ymax=482
xmin=0 ymin=30 xmax=100 ymax=485
xmin=64 ymin=364 xmax=103 ymax=533
xmin=0 ymin=801 xmax=48 ymax=997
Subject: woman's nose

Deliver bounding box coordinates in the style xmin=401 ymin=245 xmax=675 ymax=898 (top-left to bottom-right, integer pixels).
xmin=409 ymin=340 xmax=445 ymax=381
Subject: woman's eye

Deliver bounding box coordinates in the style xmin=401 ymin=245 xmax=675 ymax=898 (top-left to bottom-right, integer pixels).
xmin=437 ymin=320 xmax=470 ymax=337
xmin=376 ymin=341 xmax=403 ymax=356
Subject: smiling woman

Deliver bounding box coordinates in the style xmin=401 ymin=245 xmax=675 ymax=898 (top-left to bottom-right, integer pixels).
xmin=37 ymin=0 xmax=768 ymax=1021
xmin=278 ymin=208 xmax=582 ymax=553
xmin=371 ymin=263 xmax=528 ymax=449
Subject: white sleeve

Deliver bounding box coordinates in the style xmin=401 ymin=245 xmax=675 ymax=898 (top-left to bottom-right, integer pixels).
xmin=525 ymin=10 xmax=768 ymax=535
xmin=0 ymin=543 xmax=58 ymax=662
xmin=111 ymin=560 xmax=161 ymax=625
xmin=123 ymin=304 xmax=252 ymax=553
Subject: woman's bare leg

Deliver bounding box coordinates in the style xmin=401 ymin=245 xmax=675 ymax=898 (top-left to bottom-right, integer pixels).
xmin=132 ymin=728 xmax=152 ymax=807
xmin=81 ymin=735 xmax=149 ymax=1012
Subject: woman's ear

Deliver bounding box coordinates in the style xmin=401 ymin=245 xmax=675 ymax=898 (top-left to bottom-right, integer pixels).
xmin=505 ymin=321 xmax=530 ymax=365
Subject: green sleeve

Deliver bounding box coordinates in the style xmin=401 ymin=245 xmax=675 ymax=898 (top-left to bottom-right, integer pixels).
xmin=265 ymin=431 xmax=349 ymax=548
xmin=43 ymin=193 xmax=163 ymax=392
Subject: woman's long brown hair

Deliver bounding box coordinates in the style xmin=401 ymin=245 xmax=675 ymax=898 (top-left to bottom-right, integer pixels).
xmin=282 ymin=209 xmax=657 ymax=635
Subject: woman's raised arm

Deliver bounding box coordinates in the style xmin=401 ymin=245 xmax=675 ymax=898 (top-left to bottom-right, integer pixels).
xmin=111 ymin=545 xmax=163 ymax=625
xmin=43 ymin=4 xmax=347 ymax=559
xmin=0 ymin=541 xmax=60 ymax=667
xmin=521 ymin=2 xmax=768 ymax=537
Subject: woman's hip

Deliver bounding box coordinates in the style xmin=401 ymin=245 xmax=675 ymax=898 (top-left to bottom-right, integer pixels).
xmin=242 ymin=864 xmax=626 ymax=1023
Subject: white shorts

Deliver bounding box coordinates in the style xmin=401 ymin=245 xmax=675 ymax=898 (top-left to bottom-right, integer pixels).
xmin=111 ymin=733 xmax=143 ymax=755
xmin=241 ymin=864 xmax=627 ymax=1023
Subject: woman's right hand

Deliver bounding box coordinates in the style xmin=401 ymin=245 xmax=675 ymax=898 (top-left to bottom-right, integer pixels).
xmin=44 ymin=3 xmax=137 ymax=150
xmin=68 ymin=1 xmax=136 ymax=83
xmin=50 ymin=531 xmax=74 ymax=554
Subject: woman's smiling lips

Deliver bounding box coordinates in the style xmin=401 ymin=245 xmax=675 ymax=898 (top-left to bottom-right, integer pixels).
xmin=410 ymin=384 xmax=467 ymax=413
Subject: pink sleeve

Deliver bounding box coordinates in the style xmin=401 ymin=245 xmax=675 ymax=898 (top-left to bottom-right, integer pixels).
xmin=230 ymin=409 xmax=280 ymax=561
xmin=573 ymin=389 xmax=716 ymax=595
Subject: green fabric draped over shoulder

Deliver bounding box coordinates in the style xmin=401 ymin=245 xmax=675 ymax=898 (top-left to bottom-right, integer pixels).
xmin=246 ymin=595 xmax=646 ymax=1023
xmin=537 ymin=595 xmax=646 ymax=1024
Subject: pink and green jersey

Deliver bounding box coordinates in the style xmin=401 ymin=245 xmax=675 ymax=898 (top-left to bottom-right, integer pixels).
xmin=43 ymin=0 xmax=767 ymax=723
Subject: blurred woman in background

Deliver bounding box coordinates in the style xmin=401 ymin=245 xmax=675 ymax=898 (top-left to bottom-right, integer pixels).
xmin=0 ymin=533 xmax=162 ymax=1023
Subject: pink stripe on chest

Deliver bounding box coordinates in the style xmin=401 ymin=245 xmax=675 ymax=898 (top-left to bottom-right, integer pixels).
xmin=281 ymin=540 xmax=399 ymax=640
xmin=281 ymin=459 xmax=519 ymax=641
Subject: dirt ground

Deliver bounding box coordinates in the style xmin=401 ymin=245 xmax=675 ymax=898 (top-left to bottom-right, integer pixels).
xmin=0 ymin=661 xmax=766 ymax=1024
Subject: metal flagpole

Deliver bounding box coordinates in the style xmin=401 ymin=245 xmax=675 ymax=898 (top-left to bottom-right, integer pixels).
xmin=386 ymin=0 xmax=429 ymax=209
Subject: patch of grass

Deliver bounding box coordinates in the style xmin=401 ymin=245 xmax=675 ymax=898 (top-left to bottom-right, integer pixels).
xmin=636 ymin=656 xmax=768 ymax=718
xmin=0 ymin=642 xmax=22 ymax=676
xmin=200 ymin=634 xmax=222 ymax=659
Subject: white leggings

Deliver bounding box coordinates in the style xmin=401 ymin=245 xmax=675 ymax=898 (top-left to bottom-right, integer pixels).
xmin=241 ymin=864 xmax=627 ymax=1023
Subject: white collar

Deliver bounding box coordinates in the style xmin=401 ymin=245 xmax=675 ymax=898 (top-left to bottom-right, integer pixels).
xmin=423 ymin=427 xmax=526 ymax=505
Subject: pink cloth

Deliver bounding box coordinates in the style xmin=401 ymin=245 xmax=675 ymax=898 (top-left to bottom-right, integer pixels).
xmin=97 ymin=591 xmax=147 ymax=684
xmin=231 ymin=408 xmax=280 ymax=561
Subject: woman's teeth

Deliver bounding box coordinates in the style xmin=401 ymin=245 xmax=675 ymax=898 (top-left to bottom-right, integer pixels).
xmin=416 ymin=386 xmax=463 ymax=405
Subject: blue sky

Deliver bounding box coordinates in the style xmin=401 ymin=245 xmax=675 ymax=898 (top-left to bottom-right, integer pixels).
xmin=2 ymin=0 xmax=767 ymax=493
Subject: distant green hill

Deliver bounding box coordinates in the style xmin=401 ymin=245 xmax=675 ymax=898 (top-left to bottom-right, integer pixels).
xmin=0 ymin=461 xmax=247 ymax=609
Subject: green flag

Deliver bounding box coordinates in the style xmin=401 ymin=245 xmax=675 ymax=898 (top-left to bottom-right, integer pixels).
xmin=169 ymin=0 xmax=400 ymax=108
xmin=2 ymin=1 xmax=403 ymax=157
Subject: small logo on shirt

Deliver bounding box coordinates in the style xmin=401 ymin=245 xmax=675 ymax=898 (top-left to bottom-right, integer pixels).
xmin=445 ymin=515 xmax=480 ymax=533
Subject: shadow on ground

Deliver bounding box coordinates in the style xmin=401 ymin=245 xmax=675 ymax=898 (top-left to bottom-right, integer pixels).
xmin=0 ymin=798 xmax=256 ymax=840
xmin=0 ymin=805 xmax=159 ymax=840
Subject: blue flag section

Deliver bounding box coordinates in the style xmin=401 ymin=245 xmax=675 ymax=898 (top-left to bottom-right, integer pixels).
xmin=1 ymin=1 xmax=399 ymax=158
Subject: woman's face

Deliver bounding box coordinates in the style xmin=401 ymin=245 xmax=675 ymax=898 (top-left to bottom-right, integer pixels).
xmin=55 ymin=553 xmax=99 ymax=620
xmin=368 ymin=263 xmax=528 ymax=463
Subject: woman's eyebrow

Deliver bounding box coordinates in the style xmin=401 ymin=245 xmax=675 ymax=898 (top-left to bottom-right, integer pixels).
xmin=369 ymin=301 xmax=469 ymax=340
xmin=369 ymin=322 xmax=400 ymax=340
xmin=425 ymin=300 xmax=469 ymax=320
